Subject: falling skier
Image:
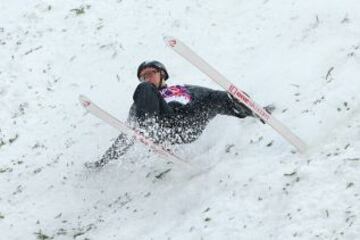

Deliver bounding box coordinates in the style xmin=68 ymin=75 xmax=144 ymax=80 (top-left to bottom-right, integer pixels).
xmin=93 ymin=60 xmax=273 ymax=167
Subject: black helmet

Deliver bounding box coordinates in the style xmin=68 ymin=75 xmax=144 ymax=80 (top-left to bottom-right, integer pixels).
xmin=137 ymin=60 xmax=169 ymax=81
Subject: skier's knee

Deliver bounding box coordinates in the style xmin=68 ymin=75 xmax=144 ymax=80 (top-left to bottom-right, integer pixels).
xmin=133 ymin=82 xmax=158 ymax=100
xmin=136 ymin=82 xmax=157 ymax=92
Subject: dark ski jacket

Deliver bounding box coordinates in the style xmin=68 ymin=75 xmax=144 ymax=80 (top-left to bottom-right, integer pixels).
xmin=128 ymin=82 xmax=251 ymax=144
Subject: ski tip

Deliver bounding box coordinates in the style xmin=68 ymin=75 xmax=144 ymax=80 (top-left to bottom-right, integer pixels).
xmin=79 ymin=95 xmax=91 ymax=108
xmin=163 ymin=36 xmax=177 ymax=48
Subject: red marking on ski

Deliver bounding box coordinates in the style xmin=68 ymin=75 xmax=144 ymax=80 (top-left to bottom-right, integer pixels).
xmin=168 ymin=39 xmax=177 ymax=47
xmin=82 ymin=100 xmax=91 ymax=107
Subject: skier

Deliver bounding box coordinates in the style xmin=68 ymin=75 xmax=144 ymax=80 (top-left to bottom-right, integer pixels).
xmin=94 ymin=60 xmax=273 ymax=167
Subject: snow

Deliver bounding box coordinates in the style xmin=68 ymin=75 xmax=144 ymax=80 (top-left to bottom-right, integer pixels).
xmin=1 ymin=0 xmax=360 ymax=239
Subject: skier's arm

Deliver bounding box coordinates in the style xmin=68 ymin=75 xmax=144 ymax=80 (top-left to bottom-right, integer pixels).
xmin=132 ymin=82 xmax=174 ymax=121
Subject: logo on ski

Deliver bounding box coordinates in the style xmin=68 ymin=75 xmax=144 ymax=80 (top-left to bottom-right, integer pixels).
xmin=229 ymin=84 xmax=270 ymax=122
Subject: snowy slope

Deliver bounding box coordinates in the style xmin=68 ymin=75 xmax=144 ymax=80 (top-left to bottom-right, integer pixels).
xmin=1 ymin=0 xmax=360 ymax=239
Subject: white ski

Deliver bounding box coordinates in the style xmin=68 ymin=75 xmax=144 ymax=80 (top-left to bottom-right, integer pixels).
xmin=164 ymin=36 xmax=307 ymax=153
xmin=79 ymin=95 xmax=187 ymax=164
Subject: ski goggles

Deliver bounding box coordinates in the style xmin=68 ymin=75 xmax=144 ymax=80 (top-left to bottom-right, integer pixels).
xmin=139 ymin=69 xmax=160 ymax=82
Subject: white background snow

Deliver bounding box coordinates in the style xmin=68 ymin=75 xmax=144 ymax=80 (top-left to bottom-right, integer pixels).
xmin=1 ymin=0 xmax=360 ymax=239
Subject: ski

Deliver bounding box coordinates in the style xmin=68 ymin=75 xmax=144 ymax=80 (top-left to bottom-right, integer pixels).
xmin=79 ymin=95 xmax=187 ymax=165
xmin=164 ymin=36 xmax=307 ymax=153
